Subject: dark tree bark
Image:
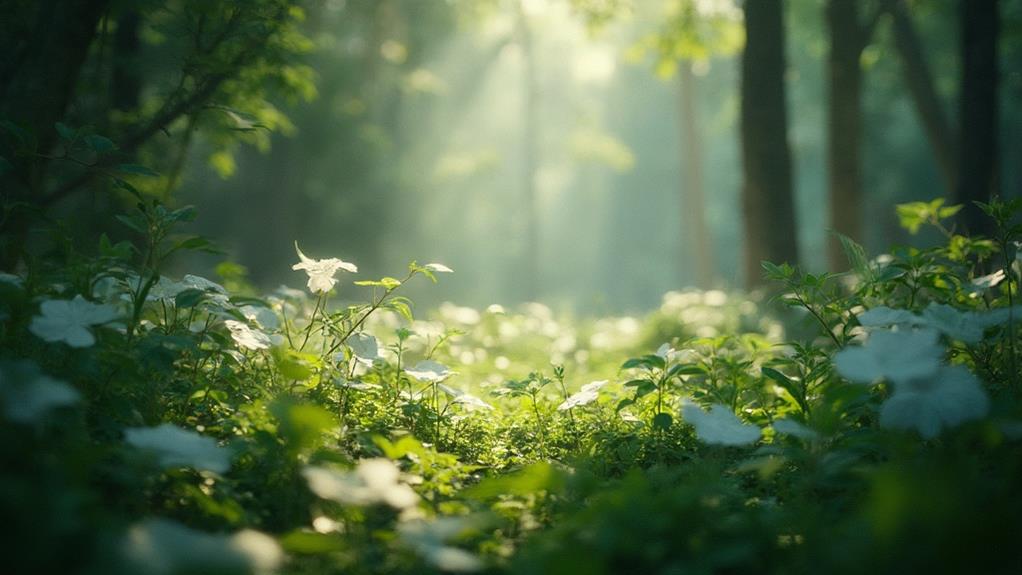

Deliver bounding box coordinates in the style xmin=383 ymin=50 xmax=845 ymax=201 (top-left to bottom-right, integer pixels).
xmin=883 ymin=0 xmax=958 ymax=194
xmin=825 ymin=0 xmax=878 ymax=270
xmin=740 ymin=0 xmax=799 ymax=287
xmin=0 ymin=0 xmax=110 ymax=192
xmin=956 ymin=0 xmax=1000 ymax=237
xmin=678 ymin=62 xmax=714 ymax=287
xmin=0 ymin=0 xmax=110 ymax=266
xmin=111 ymin=10 xmax=142 ymax=113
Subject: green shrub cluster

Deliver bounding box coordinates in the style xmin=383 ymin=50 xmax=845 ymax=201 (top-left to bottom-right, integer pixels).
xmin=2 ymin=195 xmax=1021 ymax=574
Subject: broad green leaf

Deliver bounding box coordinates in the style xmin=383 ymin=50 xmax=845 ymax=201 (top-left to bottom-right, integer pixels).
xmin=84 ymin=134 xmax=116 ymax=153
xmin=117 ymin=163 xmax=160 ymax=177
xmin=652 ymin=412 xmax=673 ymax=430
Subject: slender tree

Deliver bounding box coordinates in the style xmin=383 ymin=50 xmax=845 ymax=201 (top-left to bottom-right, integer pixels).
xmin=678 ymin=61 xmax=714 ymax=287
xmin=956 ymin=0 xmax=1000 ymax=237
xmin=825 ymin=0 xmax=883 ymax=269
xmin=740 ymin=0 xmax=799 ymax=287
xmin=882 ymin=0 xmax=957 ymax=194
xmin=517 ymin=1 xmax=541 ymax=301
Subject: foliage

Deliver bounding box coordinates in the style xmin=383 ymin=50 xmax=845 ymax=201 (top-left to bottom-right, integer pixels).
xmin=1 ymin=193 xmax=1022 ymax=574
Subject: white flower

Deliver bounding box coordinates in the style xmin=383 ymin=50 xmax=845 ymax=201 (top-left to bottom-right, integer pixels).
xmin=121 ymin=518 xmax=282 ymax=575
xmin=181 ymin=274 xmax=228 ymax=294
xmin=0 ymin=272 xmax=23 ymax=287
xmin=398 ymin=517 xmax=484 ymax=572
xmin=920 ymin=303 xmax=986 ymax=344
xmin=879 ymin=364 xmax=989 ymax=439
xmin=771 ymin=418 xmax=819 ymax=440
xmin=424 ymin=263 xmax=454 ymax=273
xmin=123 ymin=274 xmax=187 ymax=302
xmin=449 ymin=391 xmax=494 ymax=411
xmin=857 ymin=303 xmax=1020 ymax=345
xmin=124 ymin=423 xmax=232 ymax=474
xmin=557 ymin=380 xmax=608 ymax=410
xmin=0 ymin=360 xmax=80 ymax=423
xmin=856 ymin=306 xmax=917 ymax=328
xmin=29 ymin=295 xmax=119 ymax=347
xmin=347 ymin=332 xmax=379 ymax=366
xmin=405 ymin=360 xmax=455 ymax=383
xmin=334 ymin=377 xmax=379 ymax=391
xmin=971 ymin=269 xmax=1006 ymax=290
xmin=303 ymin=459 xmax=420 ymax=509
xmin=681 ymin=401 xmax=762 ymax=446
xmin=224 ymin=320 xmax=271 ymax=350
xmin=834 ymin=328 xmax=943 ymax=385
xmin=655 ymin=343 xmax=676 ymax=362
xmin=292 ymin=242 xmax=357 ymax=294
xmin=240 ymin=305 xmax=279 ymax=330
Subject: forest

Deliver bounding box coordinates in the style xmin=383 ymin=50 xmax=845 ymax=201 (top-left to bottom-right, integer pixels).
xmin=1 ymin=0 xmax=1021 ymax=573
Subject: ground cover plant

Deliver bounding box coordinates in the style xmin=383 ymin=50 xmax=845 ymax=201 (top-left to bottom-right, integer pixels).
xmin=2 ymin=173 xmax=1022 ymax=574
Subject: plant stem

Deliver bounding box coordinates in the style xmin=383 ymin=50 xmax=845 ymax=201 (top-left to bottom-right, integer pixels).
xmin=299 ymin=293 xmax=325 ymax=351
xmin=1002 ymin=237 xmax=1019 ymax=390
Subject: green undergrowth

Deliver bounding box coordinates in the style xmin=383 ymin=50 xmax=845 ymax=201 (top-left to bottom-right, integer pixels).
xmin=2 ymin=195 xmax=1022 ymax=574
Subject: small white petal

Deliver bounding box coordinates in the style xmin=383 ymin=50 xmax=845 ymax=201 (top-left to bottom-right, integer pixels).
xmin=834 ymin=328 xmax=943 ymax=384
xmin=856 ymin=306 xmax=917 ymax=328
xmin=224 ymin=320 xmax=271 ymax=350
xmin=879 ymin=365 xmax=989 ymax=438
xmin=405 ymin=360 xmax=454 ymax=383
xmin=556 ymin=380 xmax=608 ymax=410
xmin=681 ymin=401 xmax=761 ymax=446
xmin=125 ymin=424 xmax=231 ymax=473
xmin=772 ymin=418 xmax=819 ymax=440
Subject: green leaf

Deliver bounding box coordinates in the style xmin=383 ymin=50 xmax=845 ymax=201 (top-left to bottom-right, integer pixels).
xmin=171 ymin=236 xmax=220 ymax=254
xmin=280 ymin=531 xmax=346 ymax=554
xmin=386 ymin=300 xmax=414 ymax=323
xmin=174 ymin=288 xmax=207 ymax=309
xmin=464 ymin=462 xmax=565 ymax=499
xmin=835 ymin=232 xmax=874 ymax=282
xmin=0 ymin=156 xmax=12 ymax=175
xmin=668 ymin=364 xmax=705 ymax=377
xmin=652 ymin=412 xmax=673 ymax=430
xmin=84 ymin=134 xmax=117 ymax=153
xmin=761 ymin=366 xmax=809 ymax=414
xmin=55 ymin=122 xmax=76 ymax=141
xmin=271 ymin=400 xmax=336 ymax=452
xmin=116 ymin=163 xmax=160 ymax=177
xmin=631 ymin=380 xmax=657 ymax=399
xmin=167 ymin=205 xmax=198 ymax=223
xmin=621 ymin=354 xmax=665 ymax=371
xmin=271 ymin=347 xmax=314 ymax=381
xmin=115 ymin=214 xmax=146 ymax=234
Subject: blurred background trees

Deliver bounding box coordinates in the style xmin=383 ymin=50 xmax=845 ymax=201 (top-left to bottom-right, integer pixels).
xmin=1 ymin=0 xmax=1019 ymax=312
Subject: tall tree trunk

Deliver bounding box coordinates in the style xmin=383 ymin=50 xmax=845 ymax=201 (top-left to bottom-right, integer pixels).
xmin=110 ymin=9 xmax=141 ymax=113
xmin=678 ymin=62 xmax=714 ymax=287
xmin=883 ymin=0 xmax=958 ymax=194
xmin=740 ymin=0 xmax=799 ymax=287
xmin=518 ymin=4 xmax=540 ymax=302
xmin=956 ymin=0 xmax=999 ymax=237
xmin=0 ymin=0 xmax=109 ymax=266
xmin=826 ymin=0 xmax=866 ymax=270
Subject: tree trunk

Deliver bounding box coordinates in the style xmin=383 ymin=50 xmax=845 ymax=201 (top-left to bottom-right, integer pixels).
xmin=0 ymin=0 xmax=109 ymax=179
xmin=0 ymin=0 xmax=109 ymax=266
xmin=678 ymin=62 xmax=714 ymax=287
xmin=884 ymin=0 xmax=957 ymax=194
xmin=110 ymin=9 xmax=141 ymax=113
xmin=826 ymin=0 xmax=865 ymax=270
xmin=740 ymin=0 xmax=799 ymax=287
xmin=956 ymin=0 xmax=999 ymax=237
xmin=518 ymin=3 xmax=540 ymax=302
